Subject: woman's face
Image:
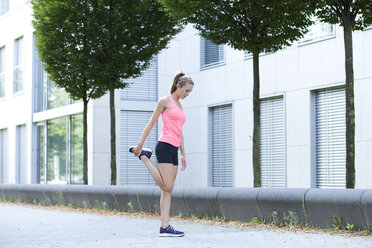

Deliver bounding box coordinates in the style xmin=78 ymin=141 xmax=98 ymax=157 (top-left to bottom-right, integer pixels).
xmin=178 ymin=83 xmax=194 ymax=99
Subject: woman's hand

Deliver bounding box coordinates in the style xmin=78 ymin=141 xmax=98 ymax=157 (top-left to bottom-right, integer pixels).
xmin=181 ymin=156 xmax=187 ymax=171
xmin=132 ymin=144 xmax=143 ymax=157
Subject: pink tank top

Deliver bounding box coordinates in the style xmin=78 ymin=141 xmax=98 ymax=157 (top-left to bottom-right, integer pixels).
xmin=158 ymin=95 xmax=186 ymax=147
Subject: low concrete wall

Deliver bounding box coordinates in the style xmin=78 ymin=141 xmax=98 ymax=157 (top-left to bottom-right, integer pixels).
xmin=1 ymin=184 xmax=371 ymax=230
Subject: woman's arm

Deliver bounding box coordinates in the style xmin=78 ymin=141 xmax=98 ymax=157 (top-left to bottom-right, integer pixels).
xmin=180 ymin=133 xmax=186 ymax=171
xmin=132 ymin=98 xmax=167 ymax=156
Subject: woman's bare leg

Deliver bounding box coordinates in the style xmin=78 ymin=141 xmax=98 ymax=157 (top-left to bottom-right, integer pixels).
xmin=140 ymin=156 xmax=165 ymax=188
xmin=158 ymin=163 xmax=178 ymax=228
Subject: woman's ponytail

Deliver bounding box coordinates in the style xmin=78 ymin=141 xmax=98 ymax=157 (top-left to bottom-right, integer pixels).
xmin=171 ymin=72 xmax=185 ymax=94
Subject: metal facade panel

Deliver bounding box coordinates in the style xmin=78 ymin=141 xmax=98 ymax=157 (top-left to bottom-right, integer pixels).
xmin=121 ymin=57 xmax=158 ymax=102
xmin=315 ymin=87 xmax=346 ymax=188
xmin=260 ymin=96 xmax=286 ymax=188
xmin=211 ymin=104 xmax=233 ymax=187
xmin=120 ymin=111 xmax=157 ymax=185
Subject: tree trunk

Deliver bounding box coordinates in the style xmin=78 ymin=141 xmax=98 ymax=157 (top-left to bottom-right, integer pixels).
xmin=252 ymin=51 xmax=261 ymax=187
xmin=83 ymin=98 xmax=88 ymax=185
xmin=343 ymin=23 xmax=355 ymax=188
xmin=109 ymin=86 xmax=117 ymax=185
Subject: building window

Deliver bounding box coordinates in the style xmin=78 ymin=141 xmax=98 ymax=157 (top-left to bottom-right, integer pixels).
xmin=200 ymin=37 xmax=224 ymax=69
xmin=299 ymin=18 xmax=335 ymax=44
xmin=314 ymin=86 xmax=346 ymax=188
xmin=260 ymin=96 xmax=286 ymax=188
xmin=121 ymin=57 xmax=158 ymax=102
xmin=0 ymin=0 xmax=9 ymax=16
xmin=0 ymin=128 xmax=8 ymax=184
xmin=38 ymin=114 xmax=83 ymax=184
xmin=35 ymin=65 xmax=71 ymax=111
xmin=13 ymin=37 xmax=24 ymax=93
xmin=16 ymin=125 xmax=27 ymax=184
xmin=33 ymin=35 xmax=75 ymax=112
xmin=0 ymin=46 xmax=5 ymax=98
xmin=210 ymin=104 xmax=233 ymax=187
xmin=120 ymin=58 xmax=158 ymax=185
xmin=120 ymin=111 xmax=157 ymax=185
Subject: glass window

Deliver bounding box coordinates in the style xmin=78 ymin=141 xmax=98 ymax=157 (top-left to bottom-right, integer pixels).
xmin=47 ymin=117 xmax=68 ymax=184
xmin=71 ymin=114 xmax=83 ymax=184
xmin=38 ymin=114 xmax=83 ymax=184
xmin=37 ymin=124 xmax=45 ymax=184
xmin=0 ymin=0 xmax=9 ymax=16
xmin=200 ymin=37 xmax=224 ymax=69
xmin=46 ymin=76 xmax=69 ymax=109
xmin=13 ymin=37 xmax=23 ymax=93
xmin=299 ymin=18 xmax=334 ymax=44
xmin=33 ymin=36 xmax=76 ymax=112
xmin=0 ymin=46 xmax=5 ymax=98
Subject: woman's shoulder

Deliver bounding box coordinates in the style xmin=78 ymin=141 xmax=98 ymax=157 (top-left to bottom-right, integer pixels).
xmin=159 ymin=95 xmax=172 ymax=110
xmin=159 ymin=95 xmax=170 ymax=101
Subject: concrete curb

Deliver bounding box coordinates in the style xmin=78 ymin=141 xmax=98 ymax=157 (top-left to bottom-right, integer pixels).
xmin=1 ymin=184 xmax=372 ymax=230
xmin=305 ymin=189 xmax=367 ymax=230
xmin=182 ymin=187 xmax=221 ymax=218
xmin=217 ymin=187 xmax=261 ymax=222
xmin=257 ymin=188 xmax=310 ymax=225
xmin=361 ymin=190 xmax=372 ymax=229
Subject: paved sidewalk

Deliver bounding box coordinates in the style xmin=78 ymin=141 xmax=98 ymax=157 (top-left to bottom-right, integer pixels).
xmin=0 ymin=202 xmax=371 ymax=248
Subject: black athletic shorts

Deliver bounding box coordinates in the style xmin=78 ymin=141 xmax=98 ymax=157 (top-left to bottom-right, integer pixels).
xmin=155 ymin=141 xmax=179 ymax=166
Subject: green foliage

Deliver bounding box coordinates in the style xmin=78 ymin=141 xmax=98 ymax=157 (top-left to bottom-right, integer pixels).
xmin=136 ymin=192 xmax=143 ymax=212
xmin=331 ymin=216 xmax=342 ymax=231
xmin=346 ymin=223 xmax=354 ymax=231
xmin=127 ymin=201 xmax=134 ymax=212
xmin=161 ymin=0 xmax=315 ymax=54
xmin=31 ymin=0 xmax=107 ymax=101
xmin=190 ymin=213 xmax=198 ymax=220
xmin=270 ymin=211 xmax=280 ymax=225
xmin=283 ymin=210 xmax=300 ymax=229
xmin=302 ymin=196 xmax=309 ymax=227
xmin=32 ymin=0 xmax=182 ymax=92
xmin=57 ymin=192 xmax=66 ymax=206
xmin=250 ymin=217 xmax=261 ymax=224
xmin=315 ymin=0 xmax=372 ymax=30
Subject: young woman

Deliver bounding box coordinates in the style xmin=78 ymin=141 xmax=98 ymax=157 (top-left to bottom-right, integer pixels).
xmin=129 ymin=72 xmax=194 ymax=237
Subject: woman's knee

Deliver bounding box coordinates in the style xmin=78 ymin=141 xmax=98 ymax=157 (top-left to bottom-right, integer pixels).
xmin=161 ymin=184 xmax=174 ymax=193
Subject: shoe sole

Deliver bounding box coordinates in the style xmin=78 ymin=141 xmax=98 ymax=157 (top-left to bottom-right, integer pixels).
xmin=159 ymin=233 xmax=185 ymax=237
xmin=128 ymin=147 xmax=152 ymax=154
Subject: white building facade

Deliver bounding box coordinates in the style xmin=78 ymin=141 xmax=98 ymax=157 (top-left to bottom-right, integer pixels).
xmin=1 ymin=1 xmax=372 ymax=188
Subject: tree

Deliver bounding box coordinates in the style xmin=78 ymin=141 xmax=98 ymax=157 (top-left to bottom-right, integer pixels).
xmin=33 ymin=0 xmax=182 ymax=185
xmin=32 ymin=0 xmax=108 ymax=184
xmin=315 ymin=0 xmax=372 ymax=188
xmin=161 ymin=0 xmax=315 ymax=187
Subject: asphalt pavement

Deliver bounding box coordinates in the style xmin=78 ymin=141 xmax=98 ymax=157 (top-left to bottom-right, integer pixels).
xmin=0 ymin=202 xmax=371 ymax=248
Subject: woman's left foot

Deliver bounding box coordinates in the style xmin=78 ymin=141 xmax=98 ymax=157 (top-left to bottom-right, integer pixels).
xmin=129 ymin=146 xmax=152 ymax=160
xmin=159 ymin=225 xmax=184 ymax=237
